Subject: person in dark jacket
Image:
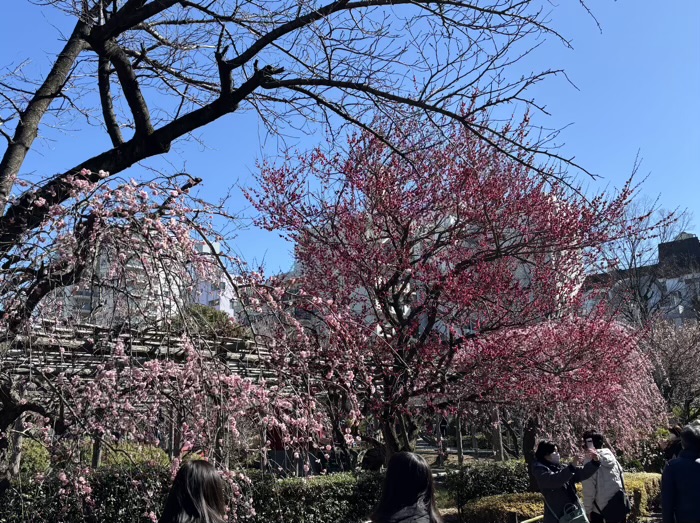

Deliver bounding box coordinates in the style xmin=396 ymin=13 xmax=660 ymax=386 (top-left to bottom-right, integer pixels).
xmin=661 ymin=423 xmax=700 ymax=523
xmin=159 ymin=460 xmax=226 ymax=523
xmin=532 ymin=440 xmax=601 ymax=523
xmin=370 ymin=451 xmax=443 ymax=523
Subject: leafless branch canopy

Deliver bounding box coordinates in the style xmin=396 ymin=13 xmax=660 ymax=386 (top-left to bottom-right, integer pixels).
xmin=0 ymin=0 xmax=588 ymax=262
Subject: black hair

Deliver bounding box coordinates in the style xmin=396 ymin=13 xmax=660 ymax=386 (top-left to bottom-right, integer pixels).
xmin=534 ymin=440 xmax=558 ymax=463
xmin=680 ymin=423 xmax=700 ymax=452
xmin=159 ymin=460 xmax=226 ymax=523
xmin=371 ymin=452 xmax=443 ymax=523
xmin=582 ymin=430 xmax=605 ymax=450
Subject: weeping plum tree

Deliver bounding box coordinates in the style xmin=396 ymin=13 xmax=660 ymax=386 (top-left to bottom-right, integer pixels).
xmin=246 ymin=112 xmax=665 ymax=457
xmin=43 ymin=338 xmax=323 ymax=518
xmin=0 ymin=171 xmax=220 ymax=492
xmin=0 ymin=170 xmax=325 ymax=503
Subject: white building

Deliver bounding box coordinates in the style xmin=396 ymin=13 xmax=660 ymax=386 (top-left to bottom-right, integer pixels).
xmin=192 ymin=242 xmax=238 ymax=318
xmin=58 ymin=244 xmax=183 ymax=327
xmin=585 ymin=233 xmax=700 ymax=325
xmin=56 ymin=241 xmax=240 ymax=327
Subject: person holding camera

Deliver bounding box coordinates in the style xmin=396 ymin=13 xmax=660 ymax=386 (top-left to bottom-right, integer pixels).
xmin=533 ymin=440 xmax=601 ymax=523
xmin=580 ymin=430 xmax=630 ymax=523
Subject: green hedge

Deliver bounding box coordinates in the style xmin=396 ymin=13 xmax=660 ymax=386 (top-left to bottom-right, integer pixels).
xmin=0 ymin=465 xmax=382 ymax=523
xmin=18 ymin=439 xmax=50 ymax=476
xmin=461 ymin=473 xmax=661 ymax=523
xmin=21 ymin=440 xmax=171 ymax=470
xmin=100 ymin=443 xmax=170 ymax=468
xmin=445 ymin=460 xmax=530 ymax=514
xmin=0 ymin=464 xmax=171 ymax=523
xmin=250 ymin=471 xmax=383 ymax=523
xmin=623 ymin=473 xmax=661 ymax=522
xmin=462 ymin=492 xmax=543 ymax=523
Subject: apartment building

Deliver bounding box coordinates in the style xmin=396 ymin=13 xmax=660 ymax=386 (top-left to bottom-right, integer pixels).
xmin=586 ymin=232 xmax=700 ymax=325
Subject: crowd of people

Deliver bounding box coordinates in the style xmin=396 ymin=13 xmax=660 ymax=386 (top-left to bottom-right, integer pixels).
xmin=157 ymin=424 xmax=700 ymax=523
xmin=532 ymin=425 xmax=700 ymax=523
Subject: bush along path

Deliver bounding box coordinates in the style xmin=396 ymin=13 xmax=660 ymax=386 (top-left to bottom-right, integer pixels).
xmin=0 ymin=455 xmax=659 ymax=523
xmin=0 ymin=464 xmax=385 ymax=523
xmin=454 ymin=472 xmax=661 ymax=523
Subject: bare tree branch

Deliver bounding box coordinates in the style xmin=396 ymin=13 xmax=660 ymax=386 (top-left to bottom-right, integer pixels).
xmin=0 ymin=21 xmax=88 ymax=212
xmin=0 ymin=63 xmax=283 ymax=256
xmin=91 ymin=36 xmax=154 ymax=138
xmin=98 ymin=55 xmax=124 ymax=146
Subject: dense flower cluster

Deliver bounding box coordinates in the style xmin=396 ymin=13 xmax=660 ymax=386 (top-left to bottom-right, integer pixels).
xmin=247 ymin=111 xmax=665 ymax=452
xmin=0 ymin=113 xmax=668 ymax=512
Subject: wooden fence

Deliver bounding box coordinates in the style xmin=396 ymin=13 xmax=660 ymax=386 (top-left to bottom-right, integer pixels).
xmin=0 ymin=321 xmax=273 ymax=380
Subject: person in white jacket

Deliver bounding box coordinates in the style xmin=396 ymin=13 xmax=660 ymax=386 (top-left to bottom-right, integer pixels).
xmin=581 ymin=431 xmax=628 ymax=523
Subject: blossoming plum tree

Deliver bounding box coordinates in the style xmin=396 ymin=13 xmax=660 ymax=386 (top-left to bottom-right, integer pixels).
xmin=0 ymin=171 xmax=205 ymax=489
xmin=0 ymin=0 xmax=655 ymax=497
xmin=247 ymin=112 xmax=666 ymax=458
xmin=0 ymin=170 xmax=324 ymax=504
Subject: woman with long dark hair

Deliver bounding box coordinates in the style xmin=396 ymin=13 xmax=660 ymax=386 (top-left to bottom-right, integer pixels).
xmin=370 ymin=452 xmax=443 ymax=523
xmin=159 ymin=460 xmax=226 ymax=523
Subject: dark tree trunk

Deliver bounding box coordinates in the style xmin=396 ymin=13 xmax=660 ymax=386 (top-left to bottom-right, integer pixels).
xmin=0 ymin=412 xmax=22 ymax=495
xmin=9 ymin=416 xmax=25 ymax=479
xmin=91 ymin=435 xmax=103 ymax=468
xmin=326 ymin=392 xmax=357 ymax=471
xmin=502 ymin=417 xmax=521 ymax=458
xmin=382 ymin=413 xmax=419 ymax=463
xmin=0 ymin=378 xmax=38 ymax=497
xmin=0 ymin=22 xmax=88 ymax=211
xmin=523 ymin=416 xmax=539 ymax=491
xmin=456 ymin=415 xmax=464 ymax=466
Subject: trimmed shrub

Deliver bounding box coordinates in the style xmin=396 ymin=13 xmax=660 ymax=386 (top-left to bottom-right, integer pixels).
xmin=0 ymin=466 xmax=382 ymax=523
xmin=251 ymin=471 xmax=384 ymax=523
xmin=445 ymin=460 xmax=530 ymax=514
xmin=460 ymin=473 xmax=661 ymax=523
xmin=101 ymin=443 xmax=170 ymax=468
xmin=19 ymin=439 xmax=50 ymax=475
xmin=0 ymin=464 xmax=170 ymax=523
xmin=17 ymin=440 xmax=169 ymax=474
xmin=462 ymin=492 xmax=543 ymax=523
xmin=623 ymin=473 xmax=661 ymax=521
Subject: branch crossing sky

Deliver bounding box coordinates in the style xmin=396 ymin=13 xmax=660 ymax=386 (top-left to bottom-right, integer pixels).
xmin=1 ymin=1 xmax=698 ymax=272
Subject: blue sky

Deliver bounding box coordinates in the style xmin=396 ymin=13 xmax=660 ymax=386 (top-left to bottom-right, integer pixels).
xmin=1 ymin=1 xmax=698 ymax=273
